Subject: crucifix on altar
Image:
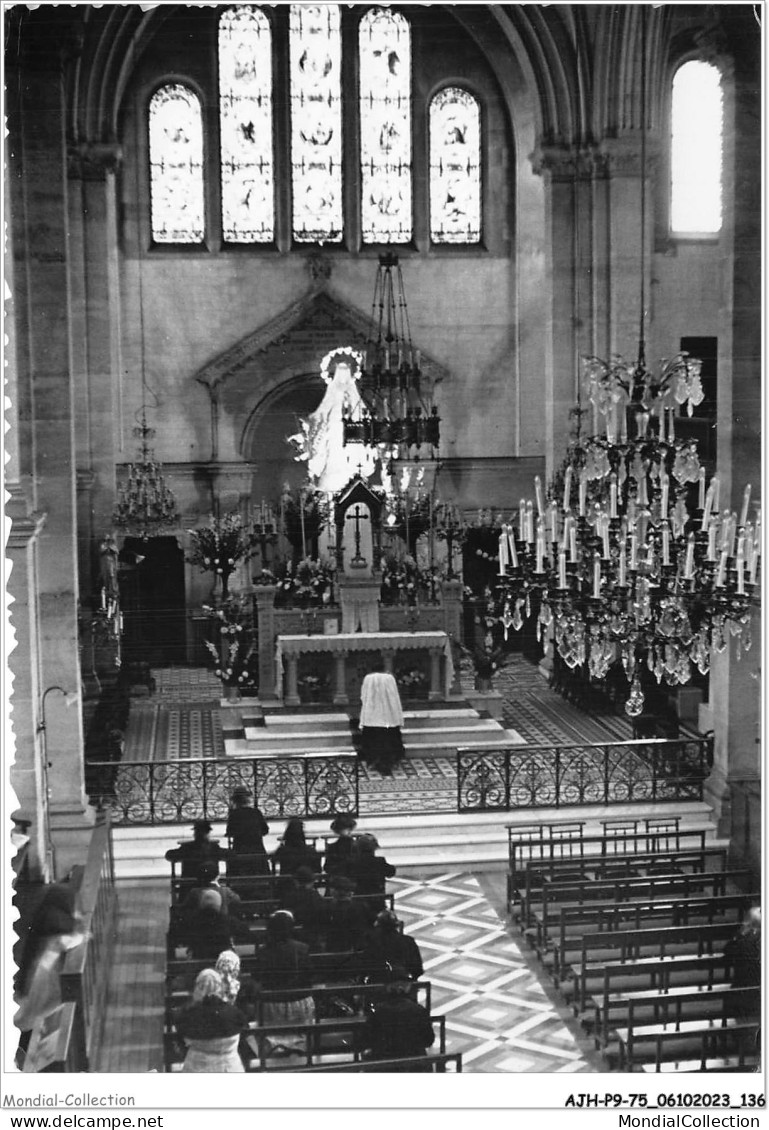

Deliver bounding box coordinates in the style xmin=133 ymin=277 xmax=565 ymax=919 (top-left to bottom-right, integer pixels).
xmin=334 ymin=475 xmax=385 ymax=631
xmin=346 ymin=504 xmax=369 ymax=569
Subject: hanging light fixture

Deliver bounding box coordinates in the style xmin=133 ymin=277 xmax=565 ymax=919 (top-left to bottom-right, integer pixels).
xmin=490 ymin=12 xmax=758 ymax=716
xmin=343 ymin=253 xmax=440 ymax=458
xmin=113 ymin=250 xmax=178 ymax=540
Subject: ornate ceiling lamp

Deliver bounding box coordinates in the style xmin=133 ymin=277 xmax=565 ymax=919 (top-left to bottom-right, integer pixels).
xmin=343 ymin=253 xmax=440 ymax=459
xmin=491 ymin=12 xmax=758 ymax=716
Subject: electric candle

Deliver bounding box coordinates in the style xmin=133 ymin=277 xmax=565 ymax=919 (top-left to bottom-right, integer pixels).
xmin=558 ymin=548 xmax=567 ymax=589
xmin=619 ymin=541 xmax=627 ymax=587
xmin=729 ymin=512 xmax=738 ymax=558
xmin=661 ymin=521 xmax=670 ymax=566
xmin=563 ymin=467 xmax=572 ymax=512
xmin=507 ymin=526 xmax=519 ymax=569
xmin=535 ymin=523 xmax=545 ymax=573
xmin=701 ymin=483 xmax=714 ymax=531
xmin=684 ymin=533 xmax=695 ymax=580
xmin=740 ymin=485 xmax=751 ymax=528
xmin=698 ymin=468 xmax=706 ymax=510
xmin=526 ymin=501 xmax=534 ymax=544
xmin=593 ymin=553 xmax=601 ymax=598
xmin=609 ymin=474 xmax=618 ymax=519
xmin=660 ymin=471 xmax=669 ymax=517
xmin=707 ymin=523 xmax=718 ymax=562
xmin=549 ymin=501 xmax=559 ymax=544
xmin=715 ymin=550 xmax=728 ymax=588
xmin=578 ymin=475 xmax=587 ymax=518
xmin=519 ymin=499 xmax=526 ymax=538
xmin=667 ymin=406 xmax=675 ymax=442
xmin=711 ymin=476 xmax=720 ymax=513
xmin=620 ymin=408 xmax=628 ymax=444
xmin=569 ymin=523 xmax=577 ymax=564
xmin=592 ymin=400 xmax=598 ymax=435
xmin=601 ymin=515 xmax=610 ymax=560
xmin=498 ymin=532 xmax=508 ymax=576
xmin=736 ymin=556 xmax=745 ymax=595
xmin=535 ymin=476 xmax=545 ymax=516
xmin=638 ymin=473 xmax=648 ymax=506
xmin=629 ymin=532 xmax=638 ymax=570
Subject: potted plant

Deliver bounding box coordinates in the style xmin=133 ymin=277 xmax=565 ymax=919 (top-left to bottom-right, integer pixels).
xmin=462 ymin=631 xmax=511 ymax=693
xmin=201 ymin=595 xmax=257 ymax=700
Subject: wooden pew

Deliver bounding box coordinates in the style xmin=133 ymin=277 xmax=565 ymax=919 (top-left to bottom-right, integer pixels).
xmin=293 ymin=1051 xmax=463 ymax=1072
xmin=568 ymin=921 xmax=740 ymax=1014
xmin=21 ymin=1003 xmax=85 ymax=1074
xmin=615 ymin=988 xmax=759 ymax=1071
xmin=544 ymin=892 xmax=758 ymax=976
xmin=638 ymin=1029 xmax=760 ymax=1073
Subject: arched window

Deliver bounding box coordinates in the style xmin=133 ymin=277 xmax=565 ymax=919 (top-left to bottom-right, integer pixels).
xmin=219 ymin=6 xmax=274 ymax=243
xmin=429 ymin=87 xmax=481 ymax=244
xmin=149 ymin=84 xmax=205 ymax=243
xmin=671 ymin=60 xmax=722 ymax=235
xmin=290 ymin=4 xmax=343 ymax=243
xmin=359 ymin=7 xmax=412 ymax=244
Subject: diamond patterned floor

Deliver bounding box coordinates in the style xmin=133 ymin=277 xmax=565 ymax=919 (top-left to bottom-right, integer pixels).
xmin=94 ymin=872 xmax=600 ymax=1073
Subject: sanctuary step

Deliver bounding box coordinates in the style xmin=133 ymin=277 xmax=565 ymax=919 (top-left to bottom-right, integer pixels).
xmin=222 ymin=706 xmax=526 ymax=760
xmin=111 ymin=801 xmax=721 ymax=880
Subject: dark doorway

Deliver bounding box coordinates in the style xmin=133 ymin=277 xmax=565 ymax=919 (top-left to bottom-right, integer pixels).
xmin=119 ymin=536 xmax=187 ymax=667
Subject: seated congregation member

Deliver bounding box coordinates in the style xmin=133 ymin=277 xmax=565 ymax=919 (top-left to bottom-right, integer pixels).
xmin=226 ymin=785 xmax=270 ymax=878
xmin=165 ymin=819 xmax=227 ymax=881
xmin=272 ymin=818 xmax=323 ymax=882
xmin=280 ymin=865 xmax=328 ymax=950
xmin=323 ymin=875 xmax=369 ymax=957
xmin=361 ymin=964 xmax=435 ymax=1071
xmin=182 ymin=861 xmax=242 ymax=917
xmin=182 ymin=890 xmax=253 ymax=960
xmin=253 ymin=911 xmax=315 ymax=1056
xmin=724 ymin=906 xmax=762 ymax=1017
xmin=348 ymin=834 xmax=396 ymax=921
xmin=358 ymin=667 xmax=405 ymax=776
xmin=323 ymin=813 xmax=358 ymax=880
xmin=357 ymin=910 xmax=424 ymax=983
xmin=175 ymin=968 xmax=247 ymax=1073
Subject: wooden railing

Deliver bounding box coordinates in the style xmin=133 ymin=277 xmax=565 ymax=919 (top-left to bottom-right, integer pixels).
xmin=59 ymin=814 xmax=117 ymax=1070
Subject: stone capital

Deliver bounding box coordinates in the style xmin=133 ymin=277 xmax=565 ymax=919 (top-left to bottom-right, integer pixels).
xmin=530 ymin=143 xmax=605 ymax=180
xmin=597 ymin=135 xmax=661 ymax=178
xmin=67 ymin=142 xmax=123 ymax=182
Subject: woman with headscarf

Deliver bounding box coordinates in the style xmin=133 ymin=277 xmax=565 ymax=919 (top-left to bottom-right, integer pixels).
xmin=174 ymin=968 xmax=247 ymax=1072
xmin=14 ymin=883 xmax=87 ymax=1038
xmin=253 ymin=911 xmax=315 ymax=1056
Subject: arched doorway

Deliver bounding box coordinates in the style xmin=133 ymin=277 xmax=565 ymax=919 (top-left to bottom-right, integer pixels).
xmin=242 ymin=375 xmax=326 ymax=504
xmin=119 ymin=536 xmax=187 ymax=667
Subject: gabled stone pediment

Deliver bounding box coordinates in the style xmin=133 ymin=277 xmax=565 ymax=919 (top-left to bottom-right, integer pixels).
xmin=335 ymin=475 xmax=386 ymax=517
xmin=193 ymin=285 xmax=448 ymax=391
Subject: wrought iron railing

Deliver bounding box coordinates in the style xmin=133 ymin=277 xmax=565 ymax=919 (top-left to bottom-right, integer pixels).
xmin=456 ymin=738 xmax=712 ymax=813
xmin=90 ymin=754 xmax=359 ymax=825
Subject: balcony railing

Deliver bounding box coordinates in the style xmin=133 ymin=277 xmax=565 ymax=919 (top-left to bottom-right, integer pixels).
xmin=456 ymin=738 xmax=712 ymax=813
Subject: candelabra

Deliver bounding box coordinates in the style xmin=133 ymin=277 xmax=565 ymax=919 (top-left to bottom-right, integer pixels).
xmin=250 ymin=500 xmax=279 ymax=570
xmin=433 ymin=502 xmax=467 ymax=578
xmin=493 ymin=395 xmax=758 ymax=716
xmin=343 ymin=253 xmax=440 ymax=457
xmin=113 ymin=410 xmax=178 ymax=539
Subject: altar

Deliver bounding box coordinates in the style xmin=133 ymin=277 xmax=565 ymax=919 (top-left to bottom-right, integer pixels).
xmin=275 ymin=630 xmax=455 ymax=707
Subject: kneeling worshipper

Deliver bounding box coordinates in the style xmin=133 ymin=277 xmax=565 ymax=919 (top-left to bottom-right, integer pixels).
xmin=174 ymin=968 xmax=248 ymax=1073
xmin=358 ymin=668 xmax=405 ymax=776
xmin=360 ymin=964 xmax=436 ymax=1071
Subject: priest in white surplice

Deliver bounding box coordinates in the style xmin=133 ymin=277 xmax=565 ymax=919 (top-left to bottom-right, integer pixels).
xmin=358 ymin=669 xmax=406 ymax=777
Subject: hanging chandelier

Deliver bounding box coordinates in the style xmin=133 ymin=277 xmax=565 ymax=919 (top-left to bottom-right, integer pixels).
xmin=343 ymin=253 xmax=440 ymax=457
xmin=113 ymin=409 xmax=178 ymax=540
xmin=490 ymin=10 xmax=758 ymax=717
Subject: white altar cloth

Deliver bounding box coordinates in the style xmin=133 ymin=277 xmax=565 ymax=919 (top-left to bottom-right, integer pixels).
xmin=275 ymin=630 xmax=454 ymax=701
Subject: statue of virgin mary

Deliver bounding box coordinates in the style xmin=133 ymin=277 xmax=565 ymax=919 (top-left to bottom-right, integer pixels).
xmin=289 ymin=346 xmax=380 ymax=494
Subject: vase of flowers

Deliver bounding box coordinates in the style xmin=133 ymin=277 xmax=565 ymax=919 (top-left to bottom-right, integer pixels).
xmin=188 ymin=512 xmax=257 ymax=600
xmin=272 ymin=556 xmax=336 ymax=609
xmin=201 ymin=595 xmax=257 ymax=697
xmin=462 ymin=632 xmax=511 ymax=692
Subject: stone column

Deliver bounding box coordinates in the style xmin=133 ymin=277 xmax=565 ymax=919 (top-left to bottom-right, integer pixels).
xmin=254 ymin=585 xmax=279 ymax=700
xmin=333 ymin=651 xmax=349 ymax=706
xmin=285 ymin=654 xmax=300 ymax=708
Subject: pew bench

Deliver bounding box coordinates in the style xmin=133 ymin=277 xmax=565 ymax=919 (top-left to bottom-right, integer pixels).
xmin=292 ymin=1051 xmax=462 ymax=1072
xmin=615 ymin=1007 xmax=759 ymax=1072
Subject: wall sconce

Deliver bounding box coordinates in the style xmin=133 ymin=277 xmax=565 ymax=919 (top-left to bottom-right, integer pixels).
xmin=37 ymin=685 xmax=78 ymax=733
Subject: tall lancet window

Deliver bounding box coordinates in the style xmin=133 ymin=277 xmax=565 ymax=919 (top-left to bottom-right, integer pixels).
xmin=219 ymin=6 xmax=274 ymax=242
xmin=671 ymin=60 xmax=723 ymax=234
xmin=149 ymin=84 xmax=205 ymax=243
xmin=290 ymin=4 xmax=343 ymax=243
xmin=359 ymin=7 xmax=412 ymax=244
xmin=430 ymin=87 xmax=481 ymax=244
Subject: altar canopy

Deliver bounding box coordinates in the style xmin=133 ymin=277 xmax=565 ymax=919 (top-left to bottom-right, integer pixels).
xmin=275 ymin=630 xmax=454 ymax=705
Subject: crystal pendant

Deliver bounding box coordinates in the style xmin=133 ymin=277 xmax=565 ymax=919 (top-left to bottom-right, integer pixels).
xmin=624 ymin=677 xmax=645 ymax=717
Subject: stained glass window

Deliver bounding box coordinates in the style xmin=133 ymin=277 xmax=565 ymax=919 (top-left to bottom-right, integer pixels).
xmin=671 ymin=61 xmax=722 ymax=234
xmin=219 ymin=7 xmax=274 ymax=242
xmin=149 ymin=84 xmax=205 ymax=243
xmin=290 ymin=4 xmax=343 ymax=243
xmin=359 ymin=8 xmax=412 ymax=244
xmin=430 ymin=87 xmax=481 ymax=244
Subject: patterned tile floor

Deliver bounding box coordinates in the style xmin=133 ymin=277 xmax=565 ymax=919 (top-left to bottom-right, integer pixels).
xmin=94 ymin=872 xmax=602 ymax=1074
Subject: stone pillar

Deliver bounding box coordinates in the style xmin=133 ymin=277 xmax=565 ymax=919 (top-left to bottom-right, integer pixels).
xmin=254 ymin=585 xmax=279 ymax=700
xmin=333 ymin=651 xmax=349 ymax=706
xmin=428 ymin=648 xmax=443 ymax=702
xmin=285 ymin=654 xmax=300 ymax=707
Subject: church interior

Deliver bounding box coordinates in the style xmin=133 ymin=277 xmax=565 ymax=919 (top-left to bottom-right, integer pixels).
xmin=5 ymin=3 xmax=763 ymax=1076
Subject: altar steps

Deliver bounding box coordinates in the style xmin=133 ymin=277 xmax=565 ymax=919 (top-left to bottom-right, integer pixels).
xmin=110 ymin=801 xmax=721 ymax=880
xmin=223 ymin=706 xmax=525 ymax=761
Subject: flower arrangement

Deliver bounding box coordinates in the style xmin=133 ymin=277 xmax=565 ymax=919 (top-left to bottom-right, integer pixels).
xmin=461 ymin=609 xmax=513 ymax=681
xmin=298 ymin=672 xmax=331 ymax=701
xmin=201 ymin=595 xmax=256 ymax=689
xmin=380 ymin=554 xmax=440 ymax=606
xmin=188 ymin=512 xmax=256 ymax=598
xmin=273 ymin=556 xmax=336 ymax=608
xmin=396 ymin=667 xmax=429 ymax=696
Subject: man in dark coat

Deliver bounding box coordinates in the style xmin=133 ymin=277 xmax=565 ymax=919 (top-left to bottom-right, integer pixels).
xmin=165 ymin=819 xmax=227 ymax=880
xmin=226 ymin=786 xmax=270 ymax=878
xmin=281 ymin=865 xmax=328 ymax=950
xmin=357 ymin=910 xmax=424 ymax=982
xmin=362 ymin=964 xmax=435 ymax=1070
xmin=322 ymin=875 xmax=369 ymax=958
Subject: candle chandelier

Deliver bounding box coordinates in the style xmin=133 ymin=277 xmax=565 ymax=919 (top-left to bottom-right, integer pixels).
xmin=112 ymin=409 xmax=178 ymax=539
xmin=343 ymin=253 xmax=440 ymax=457
xmin=491 ymin=11 xmax=758 ymax=716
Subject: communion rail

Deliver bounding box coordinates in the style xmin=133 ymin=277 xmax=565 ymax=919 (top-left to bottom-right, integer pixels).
xmin=88 ymin=738 xmax=711 ymax=825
